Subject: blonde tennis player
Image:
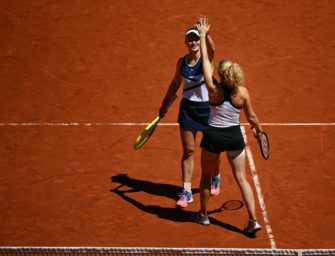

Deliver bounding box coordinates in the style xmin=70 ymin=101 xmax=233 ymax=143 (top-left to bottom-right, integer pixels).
xmin=191 ymin=16 xmax=263 ymax=235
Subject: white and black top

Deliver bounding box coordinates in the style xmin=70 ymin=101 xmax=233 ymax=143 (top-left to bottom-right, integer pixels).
xmin=209 ymin=85 xmax=242 ymax=128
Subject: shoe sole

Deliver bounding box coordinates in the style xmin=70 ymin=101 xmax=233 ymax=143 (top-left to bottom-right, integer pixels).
xmin=190 ymin=215 xmax=210 ymax=225
xmin=244 ymin=227 xmax=261 ymax=235
xmin=199 ymin=220 xmax=210 ymax=226
xmin=176 ymin=198 xmax=193 ymax=208
xmin=210 ymin=191 xmax=220 ymax=196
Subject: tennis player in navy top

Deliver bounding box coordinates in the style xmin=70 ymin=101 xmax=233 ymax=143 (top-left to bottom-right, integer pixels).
xmin=159 ymin=18 xmax=220 ymax=208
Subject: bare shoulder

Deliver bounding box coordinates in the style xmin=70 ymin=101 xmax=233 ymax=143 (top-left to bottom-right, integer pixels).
xmin=238 ymin=86 xmax=250 ymax=98
xmin=177 ymin=57 xmax=183 ymax=65
xmin=174 ymin=57 xmax=183 ymax=73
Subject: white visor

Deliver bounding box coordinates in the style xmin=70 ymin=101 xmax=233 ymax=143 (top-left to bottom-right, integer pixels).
xmin=184 ymin=28 xmax=200 ymax=38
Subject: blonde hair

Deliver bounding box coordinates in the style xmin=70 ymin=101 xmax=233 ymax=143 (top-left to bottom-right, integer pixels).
xmin=218 ymin=59 xmax=245 ymax=88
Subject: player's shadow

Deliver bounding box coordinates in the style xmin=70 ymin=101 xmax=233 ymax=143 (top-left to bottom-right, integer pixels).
xmin=110 ymin=174 xmax=253 ymax=238
xmin=110 ymin=173 xmax=199 ymax=201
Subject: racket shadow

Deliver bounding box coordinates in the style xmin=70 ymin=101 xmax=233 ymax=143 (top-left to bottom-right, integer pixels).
xmin=110 ymin=173 xmax=199 ymax=201
xmin=207 ymin=200 xmax=244 ymax=215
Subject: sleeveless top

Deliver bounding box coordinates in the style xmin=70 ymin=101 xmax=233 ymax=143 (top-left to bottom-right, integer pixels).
xmin=180 ymin=55 xmax=209 ymax=102
xmin=209 ymin=85 xmax=242 ymax=128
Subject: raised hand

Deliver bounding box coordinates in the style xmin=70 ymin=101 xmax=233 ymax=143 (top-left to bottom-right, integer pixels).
xmin=196 ymin=15 xmax=210 ymax=36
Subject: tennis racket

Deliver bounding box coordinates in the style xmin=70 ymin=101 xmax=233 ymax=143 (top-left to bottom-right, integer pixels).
xmin=251 ymin=128 xmax=270 ymax=160
xmin=258 ymin=132 xmax=270 ymax=159
xmin=133 ymin=95 xmax=177 ymax=150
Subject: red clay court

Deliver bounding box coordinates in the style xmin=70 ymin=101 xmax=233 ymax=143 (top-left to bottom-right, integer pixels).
xmin=0 ymin=0 xmax=334 ymax=255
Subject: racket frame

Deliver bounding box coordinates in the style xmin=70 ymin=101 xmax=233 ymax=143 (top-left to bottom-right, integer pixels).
xmin=133 ymin=94 xmax=177 ymax=150
xmin=133 ymin=116 xmax=161 ymax=150
xmin=258 ymin=131 xmax=270 ymax=160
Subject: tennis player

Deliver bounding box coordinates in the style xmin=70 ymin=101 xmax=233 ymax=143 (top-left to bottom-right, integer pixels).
xmin=159 ymin=18 xmax=220 ymax=208
xmin=192 ymin=16 xmax=263 ymax=235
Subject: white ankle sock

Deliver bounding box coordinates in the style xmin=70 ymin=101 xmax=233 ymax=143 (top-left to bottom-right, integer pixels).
xmin=183 ymin=182 xmax=192 ymax=192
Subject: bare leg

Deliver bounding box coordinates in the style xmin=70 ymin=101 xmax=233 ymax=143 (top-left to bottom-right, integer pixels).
xmin=213 ymin=154 xmax=221 ymax=177
xmin=226 ymin=149 xmax=257 ymax=220
xmin=200 ymin=148 xmax=220 ymax=215
xmin=180 ymin=129 xmax=197 ymax=185
xmin=209 ymin=154 xmax=221 ymax=197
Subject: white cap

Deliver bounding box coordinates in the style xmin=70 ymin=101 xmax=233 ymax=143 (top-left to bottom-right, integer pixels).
xmin=184 ymin=28 xmax=200 ymax=38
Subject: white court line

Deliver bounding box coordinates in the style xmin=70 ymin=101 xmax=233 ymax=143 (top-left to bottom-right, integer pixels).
xmin=160 ymin=122 xmax=335 ymax=126
xmin=0 ymin=122 xmax=334 ymax=126
xmin=241 ymin=126 xmax=276 ymax=249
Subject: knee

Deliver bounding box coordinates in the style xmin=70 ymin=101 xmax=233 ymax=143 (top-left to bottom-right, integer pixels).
xmin=182 ymin=146 xmax=195 ymax=158
xmin=234 ymin=172 xmax=247 ymax=185
xmin=236 ymin=177 xmax=245 ymax=186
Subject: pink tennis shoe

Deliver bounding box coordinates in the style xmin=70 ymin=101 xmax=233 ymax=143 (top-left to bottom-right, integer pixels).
xmin=176 ymin=190 xmax=193 ymax=208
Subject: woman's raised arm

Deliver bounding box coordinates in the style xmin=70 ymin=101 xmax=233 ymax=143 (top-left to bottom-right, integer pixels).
xmin=197 ymin=17 xmax=216 ymax=94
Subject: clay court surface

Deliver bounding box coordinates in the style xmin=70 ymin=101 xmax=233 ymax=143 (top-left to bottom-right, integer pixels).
xmin=0 ymin=0 xmax=335 ymax=251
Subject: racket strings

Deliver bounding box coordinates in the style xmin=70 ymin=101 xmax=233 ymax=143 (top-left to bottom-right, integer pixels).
xmin=259 ymin=133 xmax=270 ymax=159
xmin=223 ymin=200 xmax=244 ymax=211
xmin=134 ymin=125 xmax=158 ymax=149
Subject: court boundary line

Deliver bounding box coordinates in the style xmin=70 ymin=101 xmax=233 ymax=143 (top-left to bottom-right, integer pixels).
xmin=0 ymin=122 xmax=334 ymax=126
xmin=241 ymin=126 xmax=276 ymax=249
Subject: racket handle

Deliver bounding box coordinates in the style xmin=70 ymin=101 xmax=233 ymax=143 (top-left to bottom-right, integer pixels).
xmin=251 ymin=127 xmax=263 ymax=142
xmin=251 ymin=127 xmax=257 ymax=137
xmin=159 ymin=98 xmax=168 ymax=117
